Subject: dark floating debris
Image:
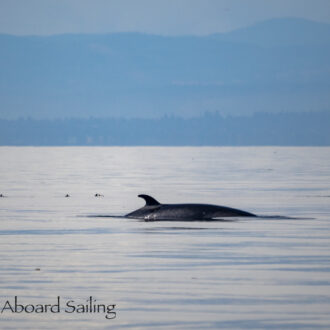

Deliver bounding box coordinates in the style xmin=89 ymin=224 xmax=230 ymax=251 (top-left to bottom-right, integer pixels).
xmin=35 ymin=268 xmax=41 ymax=271
xmin=65 ymin=194 xmax=70 ymax=198
xmin=95 ymin=193 xmax=104 ymax=197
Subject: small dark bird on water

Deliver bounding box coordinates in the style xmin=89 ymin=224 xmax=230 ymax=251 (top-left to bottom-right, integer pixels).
xmin=65 ymin=194 xmax=70 ymax=197
xmin=95 ymin=193 xmax=104 ymax=197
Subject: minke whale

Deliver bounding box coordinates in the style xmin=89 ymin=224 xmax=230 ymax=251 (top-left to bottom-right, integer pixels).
xmin=126 ymin=194 xmax=256 ymax=221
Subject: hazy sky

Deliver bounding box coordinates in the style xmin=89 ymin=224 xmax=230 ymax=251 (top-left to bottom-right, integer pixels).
xmin=1 ymin=0 xmax=330 ymax=36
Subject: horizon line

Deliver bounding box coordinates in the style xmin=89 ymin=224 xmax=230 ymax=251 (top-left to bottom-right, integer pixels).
xmin=0 ymin=16 xmax=328 ymax=38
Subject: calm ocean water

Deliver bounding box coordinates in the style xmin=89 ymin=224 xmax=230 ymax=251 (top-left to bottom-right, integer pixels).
xmin=0 ymin=147 xmax=330 ymax=329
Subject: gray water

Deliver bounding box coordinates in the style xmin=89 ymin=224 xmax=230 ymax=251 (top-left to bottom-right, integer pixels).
xmin=0 ymin=147 xmax=330 ymax=329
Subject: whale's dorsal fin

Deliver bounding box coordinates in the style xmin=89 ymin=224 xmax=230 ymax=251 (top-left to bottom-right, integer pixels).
xmin=138 ymin=194 xmax=160 ymax=206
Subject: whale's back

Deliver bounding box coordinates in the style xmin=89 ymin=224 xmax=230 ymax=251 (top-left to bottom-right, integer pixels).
xmin=126 ymin=200 xmax=256 ymax=220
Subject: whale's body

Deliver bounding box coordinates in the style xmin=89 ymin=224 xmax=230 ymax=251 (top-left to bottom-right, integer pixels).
xmin=126 ymin=195 xmax=256 ymax=221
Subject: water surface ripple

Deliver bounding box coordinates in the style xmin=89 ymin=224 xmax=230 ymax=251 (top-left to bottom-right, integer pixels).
xmin=0 ymin=147 xmax=330 ymax=329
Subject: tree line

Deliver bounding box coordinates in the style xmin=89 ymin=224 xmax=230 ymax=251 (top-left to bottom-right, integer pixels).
xmin=0 ymin=111 xmax=329 ymax=146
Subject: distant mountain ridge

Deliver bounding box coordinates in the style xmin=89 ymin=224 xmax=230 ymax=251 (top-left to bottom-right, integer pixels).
xmin=0 ymin=18 xmax=329 ymax=119
xmin=213 ymin=18 xmax=330 ymax=46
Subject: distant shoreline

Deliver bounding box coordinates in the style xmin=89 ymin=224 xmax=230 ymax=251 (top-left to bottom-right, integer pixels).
xmin=0 ymin=111 xmax=329 ymax=146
